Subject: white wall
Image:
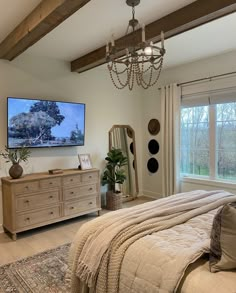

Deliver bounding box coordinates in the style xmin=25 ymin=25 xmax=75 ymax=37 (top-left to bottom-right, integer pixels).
xmin=141 ymin=50 xmax=236 ymax=198
xmin=0 ymin=54 xmax=143 ymax=226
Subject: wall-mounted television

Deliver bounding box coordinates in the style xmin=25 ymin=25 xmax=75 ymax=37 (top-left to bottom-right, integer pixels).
xmin=7 ymin=97 xmax=85 ymax=148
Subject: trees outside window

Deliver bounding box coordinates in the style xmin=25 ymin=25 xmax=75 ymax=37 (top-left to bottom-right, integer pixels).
xmin=216 ymin=103 xmax=236 ymax=180
xmin=180 ymin=102 xmax=236 ymax=181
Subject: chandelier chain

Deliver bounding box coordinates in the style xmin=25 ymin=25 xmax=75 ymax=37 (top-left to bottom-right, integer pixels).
xmin=132 ymin=6 xmax=135 ymax=25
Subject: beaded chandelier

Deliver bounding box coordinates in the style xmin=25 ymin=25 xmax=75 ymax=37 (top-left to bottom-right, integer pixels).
xmin=106 ymin=0 xmax=166 ymax=90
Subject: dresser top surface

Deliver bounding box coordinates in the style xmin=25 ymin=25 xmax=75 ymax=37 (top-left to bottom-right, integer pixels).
xmin=1 ymin=168 xmax=99 ymax=184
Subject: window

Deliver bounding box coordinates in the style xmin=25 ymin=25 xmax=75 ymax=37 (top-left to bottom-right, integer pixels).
xmin=181 ymin=102 xmax=236 ymax=181
xmin=216 ymin=103 xmax=236 ymax=180
xmin=181 ymin=105 xmax=209 ymax=176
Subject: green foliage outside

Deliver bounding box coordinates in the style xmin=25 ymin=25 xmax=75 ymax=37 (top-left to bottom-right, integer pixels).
xmin=181 ymin=103 xmax=236 ymax=181
xmin=101 ymin=148 xmax=128 ymax=193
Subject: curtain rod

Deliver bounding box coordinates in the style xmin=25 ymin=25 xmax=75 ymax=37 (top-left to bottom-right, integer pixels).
xmin=158 ymin=71 xmax=236 ymax=90
xmin=178 ymin=71 xmax=236 ymax=86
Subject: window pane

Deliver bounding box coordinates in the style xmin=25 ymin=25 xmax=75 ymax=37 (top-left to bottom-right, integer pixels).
xmin=216 ymin=102 xmax=236 ymax=180
xmin=181 ymin=106 xmax=209 ymax=176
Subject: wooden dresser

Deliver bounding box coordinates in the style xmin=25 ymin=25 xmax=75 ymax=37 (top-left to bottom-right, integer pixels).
xmin=1 ymin=168 xmax=101 ymax=240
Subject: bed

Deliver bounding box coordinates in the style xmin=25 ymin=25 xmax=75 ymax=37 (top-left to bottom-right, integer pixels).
xmin=67 ymin=190 xmax=236 ymax=293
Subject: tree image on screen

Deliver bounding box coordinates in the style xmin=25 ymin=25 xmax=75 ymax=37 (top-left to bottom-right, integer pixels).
xmin=9 ymin=101 xmax=64 ymax=146
xmin=70 ymin=123 xmax=84 ymax=143
xmin=30 ymin=101 xmax=65 ymax=125
xmin=8 ymin=99 xmax=85 ymax=148
xmin=29 ymin=101 xmax=65 ymax=142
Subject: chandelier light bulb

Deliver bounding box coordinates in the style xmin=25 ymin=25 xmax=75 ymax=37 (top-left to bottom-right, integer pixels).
xmin=144 ymin=46 xmax=152 ymax=55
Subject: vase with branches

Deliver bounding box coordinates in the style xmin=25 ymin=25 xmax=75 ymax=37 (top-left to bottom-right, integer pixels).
xmin=0 ymin=146 xmax=31 ymax=179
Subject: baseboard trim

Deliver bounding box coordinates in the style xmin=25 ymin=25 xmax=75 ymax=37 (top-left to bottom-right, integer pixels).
xmin=0 ymin=224 xmax=4 ymax=233
xmin=142 ymin=190 xmax=162 ymax=199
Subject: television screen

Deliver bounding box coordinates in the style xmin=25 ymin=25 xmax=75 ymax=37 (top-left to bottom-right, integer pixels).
xmin=7 ymin=97 xmax=85 ymax=148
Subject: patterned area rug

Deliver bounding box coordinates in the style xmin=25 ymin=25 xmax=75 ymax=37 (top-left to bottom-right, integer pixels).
xmin=0 ymin=243 xmax=70 ymax=292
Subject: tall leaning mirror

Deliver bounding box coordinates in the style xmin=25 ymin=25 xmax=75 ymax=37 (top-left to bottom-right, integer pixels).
xmin=109 ymin=125 xmax=139 ymax=201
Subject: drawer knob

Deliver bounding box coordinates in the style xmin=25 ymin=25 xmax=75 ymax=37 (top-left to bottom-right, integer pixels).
xmin=49 ymin=195 xmax=53 ymax=199
xmin=89 ymin=176 xmax=92 ymax=179
xmin=70 ymin=179 xmax=73 ymax=182
xmin=50 ymin=212 xmax=54 ymax=215
xmin=89 ymin=188 xmax=93 ymax=191
xmin=70 ymin=206 xmax=74 ymax=210
xmin=70 ymin=192 xmax=74 ymax=195
xmin=24 ymin=200 xmax=29 ymax=203
xmin=89 ymin=202 xmax=93 ymax=205
xmin=26 ymin=217 xmax=30 ymax=221
xmin=49 ymin=182 xmax=53 ymax=185
xmin=25 ymin=186 xmax=29 ymax=189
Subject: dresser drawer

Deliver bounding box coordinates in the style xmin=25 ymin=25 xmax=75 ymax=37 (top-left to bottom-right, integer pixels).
xmin=13 ymin=181 xmax=40 ymax=195
xmin=63 ymin=174 xmax=81 ymax=186
xmin=16 ymin=206 xmax=60 ymax=229
xmin=81 ymin=172 xmax=98 ymax=183
xmin=64 ymin=197 xmax=97 ymax=216
xmin=40 ymin=178 xmax=61 ymax=189
xmin=16 ymin=191 xmax=60 ymax=212
xmin=64 ymin=184 xmax=97 ymax=200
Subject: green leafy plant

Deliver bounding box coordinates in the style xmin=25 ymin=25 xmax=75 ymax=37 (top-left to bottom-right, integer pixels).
xmin=101 ymin=148 xmax=128 ymax=193
xmin=0 ymin=146 xmax=31 ymax=164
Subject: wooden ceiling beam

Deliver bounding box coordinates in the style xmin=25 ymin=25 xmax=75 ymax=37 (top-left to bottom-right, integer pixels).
xmin=0 ymin=0 xmax=91 ymax=61
xmin=71 ymin=0 xmax=236 ymax=73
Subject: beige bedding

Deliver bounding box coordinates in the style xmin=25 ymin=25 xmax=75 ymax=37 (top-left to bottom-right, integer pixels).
xmin=67 ymin=190 xmax=236 ymax=293
xmin=118 ymin=210 xmax=215 ymax=293
xmin=178 ymin=257 xmax=236 ymax=293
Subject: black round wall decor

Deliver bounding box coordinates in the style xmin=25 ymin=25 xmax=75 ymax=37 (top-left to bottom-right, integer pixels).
xmin=130 ymin=142 xmax=134 ymax=154
xmin=147 ymin=158 xmax=159 ymax=173
xmin=148 ymin=119 xmax=160 ymax=135
xmin=148 ymin=139 xmax=159 ymax=155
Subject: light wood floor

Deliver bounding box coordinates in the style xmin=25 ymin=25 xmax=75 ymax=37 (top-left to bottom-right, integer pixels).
xmin=0 ymin=196 xmax=154 ymax=266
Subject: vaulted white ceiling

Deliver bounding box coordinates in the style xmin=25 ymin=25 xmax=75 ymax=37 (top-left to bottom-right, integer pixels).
xmin=163 ymin=12 xmax=236 ymax=68
xmin=0 ymin=0 xmax=236 ymax=69
xmin=0 ymin=0 xmax=42 ymax=42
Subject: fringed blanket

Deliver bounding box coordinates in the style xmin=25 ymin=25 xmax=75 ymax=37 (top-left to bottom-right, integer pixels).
xmin=67 ymin=190 xmax=236 ymax=293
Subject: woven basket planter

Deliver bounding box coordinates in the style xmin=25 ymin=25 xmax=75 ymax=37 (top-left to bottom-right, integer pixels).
xmin=106 ymin=191 xmax=122 ymax=210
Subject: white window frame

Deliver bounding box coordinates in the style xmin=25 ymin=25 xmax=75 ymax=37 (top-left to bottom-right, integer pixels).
xmin=180 ymin=74 xmax=236 ymax=184
xmin=209 ymin=104 xmax=216 ymax=179
xmin=180 ymin=102 xmax=236 ymax=183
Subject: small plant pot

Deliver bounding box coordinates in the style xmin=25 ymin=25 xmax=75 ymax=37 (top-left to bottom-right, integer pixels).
xmin=9 ymin=163 xmax=23 ymax=179
xmin=106 ymin=191 xmax=122 ymax=210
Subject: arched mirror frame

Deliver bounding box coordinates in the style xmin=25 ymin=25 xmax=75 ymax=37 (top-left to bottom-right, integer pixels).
xmin=109 ymin=125 xmax=139 ymax=198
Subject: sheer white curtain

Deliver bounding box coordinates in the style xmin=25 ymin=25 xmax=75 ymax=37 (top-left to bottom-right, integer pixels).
xmin=160 ymin=83 xmax=181 ymax=196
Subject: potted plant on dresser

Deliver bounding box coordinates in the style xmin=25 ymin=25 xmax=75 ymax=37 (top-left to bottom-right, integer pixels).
xmin=101 ymin=148 xmax=128 ymax=210
xmin=0 ymin=146 xmax=31 ymax=179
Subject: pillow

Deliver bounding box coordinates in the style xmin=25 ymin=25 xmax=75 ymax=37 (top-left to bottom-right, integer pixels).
xmin=209 ymin=202 xmax=236 ymax=272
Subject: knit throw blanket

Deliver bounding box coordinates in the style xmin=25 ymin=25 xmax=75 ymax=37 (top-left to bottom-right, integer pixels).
xmin=67 ymin=190 xmax=236 ymax=293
